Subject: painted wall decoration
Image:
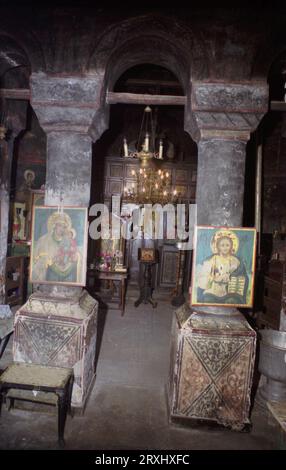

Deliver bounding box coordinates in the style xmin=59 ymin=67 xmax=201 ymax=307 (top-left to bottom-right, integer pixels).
xmin=30 ymin=206 xmax=88 ymax=286
xmin=191 ymin=226 xmax=257 ymax=308
xmin=27 ymin=190 xmax=45 ymax=241
xmin=12 ymin=202 xmax=27 ymax=240
xmin=24 ymin=169 xmax=36 ymax=189
xmin=31 ymin=190 xmax=45 ymax=208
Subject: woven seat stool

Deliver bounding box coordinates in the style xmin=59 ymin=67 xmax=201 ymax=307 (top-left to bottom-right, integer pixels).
xmin=0 ymin=362 xmax=73 ymax=447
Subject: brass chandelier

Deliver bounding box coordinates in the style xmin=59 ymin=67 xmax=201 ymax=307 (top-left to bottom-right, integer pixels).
xmin=123 ymin=106 xmax=163 ymax=165
xmin=124 ymin=167 xmax=178 ymax=205
xmin=122 ymin=106 xmax=178 ymax=204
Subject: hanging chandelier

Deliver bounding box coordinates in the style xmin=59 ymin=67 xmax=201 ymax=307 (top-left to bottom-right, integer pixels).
xmin=123 ymin=166 xmax=178 ymax=205
xmin=123 ymin=106 xmax=178 ymax=204
xmin=122 ymin=105 xmax=179 ymax=204
xmin=123 ymin=106 xmax=164 ymax=165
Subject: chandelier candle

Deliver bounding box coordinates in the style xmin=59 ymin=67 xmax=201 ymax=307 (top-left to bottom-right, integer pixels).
xmin=123 ymin=137 xmax=129 ymax=157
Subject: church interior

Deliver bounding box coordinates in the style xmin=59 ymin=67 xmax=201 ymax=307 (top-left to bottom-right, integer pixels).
xmin=1 ymin=2 xmax=286 ymax=452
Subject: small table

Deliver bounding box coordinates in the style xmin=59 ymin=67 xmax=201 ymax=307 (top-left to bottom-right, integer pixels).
xmin=0 ymin=362 xmax=73 ymax=447
xmin=87 ymin=269 xmax=128 ymax=316
xmin=0 ymin=315 xmax=14 ymax=359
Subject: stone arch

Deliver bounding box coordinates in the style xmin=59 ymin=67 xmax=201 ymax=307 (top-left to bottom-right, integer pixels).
xmin=87 ymin=13 xmax=208 ymax=142
xmin=0 ymin=29 xmax=46 ymax=76
xmin=0 ymin=33 xmax=33 ymax=135
xmin=266 ymin=48 xmax=286 ymax=103
xmin=88 ymin=13 xmax=208 ymax=80
xmin=104 ymin=35 xmax=189 ymax=93
xmin=251 ymin=28 xmax=286 ymax=81
xmin=0 ymin=34 xmax=31 ymax=88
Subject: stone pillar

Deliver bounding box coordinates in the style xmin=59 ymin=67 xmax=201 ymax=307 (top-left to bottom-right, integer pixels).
xmin=196 ymin=137 xmax=248 ymax=226
xmin=12 ymin=74 xmax=108 ymax=408
xmin=168 ymin=81 xmax=269 ymax=429
xmin=38 ymin=129 xmax=92 ymax=300
xmin=185 ymin=80 xmax=268 ymax=315
xmin=0 ymin=102 xmax=28 ymax=304
xmin=45 ymin=132 xmax=92 ymax=206
xmin=188 ymin=81 xmax=268 ymax=225
xmin=30 ymin=72 xmax=107 ymax=296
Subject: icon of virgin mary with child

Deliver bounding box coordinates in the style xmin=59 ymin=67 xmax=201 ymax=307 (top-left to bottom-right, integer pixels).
xmin=32 ymin=211 xmax=82 ymax=283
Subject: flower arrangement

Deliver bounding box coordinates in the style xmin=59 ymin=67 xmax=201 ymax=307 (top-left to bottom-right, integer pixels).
xmin=95 ymin=252 xmax=116 ymax=271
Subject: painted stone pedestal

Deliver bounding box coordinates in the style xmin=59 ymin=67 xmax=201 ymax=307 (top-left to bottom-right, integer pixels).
xmin=13 ymin=290 xmax=98 ymax=409
xmin=168 ymin=303 xmax=256 ymax=430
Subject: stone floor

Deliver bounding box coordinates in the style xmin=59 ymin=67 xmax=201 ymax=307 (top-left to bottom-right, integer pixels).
xmin=0 ymin=295 xmax=279 ymax=450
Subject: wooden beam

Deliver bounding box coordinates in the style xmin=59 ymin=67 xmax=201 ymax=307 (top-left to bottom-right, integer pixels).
xmin=1 ymin=88 xmax=187 ymax=106
xmin=125 ymin=78 xmax=182 ymax=89
xmin=0 ymin=88 xmax=30 ymax=100
xmin=106 ymin=91 xmax=186 ymax=106
xmin=270 ymin=100 xmax=286 ymax=111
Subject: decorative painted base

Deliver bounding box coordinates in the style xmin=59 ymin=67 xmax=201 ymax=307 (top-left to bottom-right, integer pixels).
xmin=13 ymin=290 xmax=98 ymax=409
xmin=168 ymin=303 xmax=256 ymax=430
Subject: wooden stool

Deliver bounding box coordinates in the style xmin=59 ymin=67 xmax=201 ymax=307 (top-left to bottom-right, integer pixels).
xmin=0 ymin=362 xmax=73 ymax=447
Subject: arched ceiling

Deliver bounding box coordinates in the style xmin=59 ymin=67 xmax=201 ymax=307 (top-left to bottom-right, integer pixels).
xmin=0 ymin=35 xmax=31 ymax=88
